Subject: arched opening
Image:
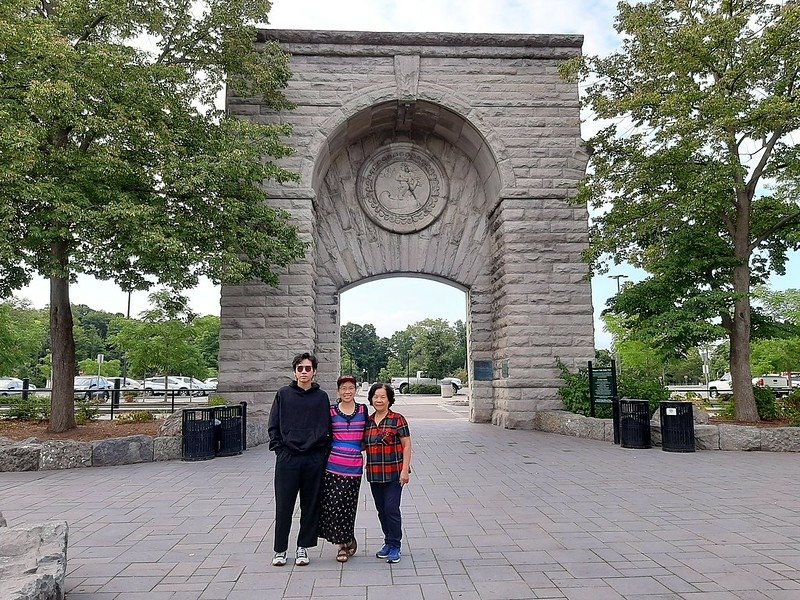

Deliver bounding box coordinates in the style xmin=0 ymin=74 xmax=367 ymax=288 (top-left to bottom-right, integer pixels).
xmin=338 ymin=276 xmax=468 ymax=393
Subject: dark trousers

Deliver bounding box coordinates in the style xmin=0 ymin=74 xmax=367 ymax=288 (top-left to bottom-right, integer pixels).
xmin=370 ymin=480 xmax=403 ymax=549
xmin=273 ymin=450 xmax=326 ymax=552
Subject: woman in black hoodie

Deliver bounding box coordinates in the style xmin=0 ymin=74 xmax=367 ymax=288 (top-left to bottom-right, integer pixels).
xmin=268 ymin=352 xmax=332 ymax=567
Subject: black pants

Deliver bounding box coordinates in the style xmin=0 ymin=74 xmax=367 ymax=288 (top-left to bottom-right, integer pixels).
xmin=370 ymin=480 xmax=403 ymax=549
xmin=273 ymin=450 xmax=326 ymax=552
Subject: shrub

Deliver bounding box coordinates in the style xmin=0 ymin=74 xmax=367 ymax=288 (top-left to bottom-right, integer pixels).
xmin=753 ymin=385 xmax=779 ymax=420
xmin=5 ymin=394 xmax=51 ymax=421
xmin=123 ymin=391 xmax=137 ymax=403
xmin=782 ymin=389 xmax=800 ymax=427
xmin=556 ymin=358 xmax=595 ymax=416
xmin=619 ymin=376 xmax=669 ymax=417
xmin=409 ymin=384 xmax=441 ymax=394
xmin=208 ymin=395 xmax=227 ymax=406
xmin=718 ymin=386 xmax=779 ymax=421
xmin=117 ymin=411 xmax=155 ymax=424
xmin=75 ymin=398 xmax=100 ymax=424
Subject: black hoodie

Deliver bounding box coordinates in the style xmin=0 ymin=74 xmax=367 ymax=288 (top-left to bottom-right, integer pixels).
xmin=268 ymin=381 xmax=331 ymax=454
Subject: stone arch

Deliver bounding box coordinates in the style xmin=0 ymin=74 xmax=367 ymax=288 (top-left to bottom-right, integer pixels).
xmin=221 ymin=30 xmax=595 ymax=429
xmin=310 ymin=125 xmax=497 ymax=420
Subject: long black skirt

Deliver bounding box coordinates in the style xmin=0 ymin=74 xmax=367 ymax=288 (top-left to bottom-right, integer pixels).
xmin=318 ymin=471 xmax=361 ymax=545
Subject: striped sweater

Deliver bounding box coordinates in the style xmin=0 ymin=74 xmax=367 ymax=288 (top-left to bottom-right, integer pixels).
xmin=325 ymin=402 xmax=367 ymax=477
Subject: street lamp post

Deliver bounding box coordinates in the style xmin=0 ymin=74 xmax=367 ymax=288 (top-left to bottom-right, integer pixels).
xmin=607 ymin=274 xmax=629 ymax=376
xmin=609 ymin=274 xmax=629 ymax=293
xmin=699 ymin=346 xmax=711 ymax=391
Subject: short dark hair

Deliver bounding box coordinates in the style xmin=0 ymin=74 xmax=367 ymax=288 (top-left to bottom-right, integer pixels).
xmin=368 ymin=382 xmax=395 ymax=407
xmin=337 ymin=375 xmax=357 ymax=388
xmin=292 ymin=352 xmax=318 ymax=370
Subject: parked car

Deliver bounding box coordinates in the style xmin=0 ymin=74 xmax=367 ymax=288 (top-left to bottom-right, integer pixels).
xmin=707 ymin=373 xmax=733 ymax=398
xmin=143 ymin=376 xmax=194 ymax=396
xmin=0 ymin=377 xmax=37 ymax=396
xmin=172 ymin=376 xmax=213 ymax=396
xmin=390 ymin=371 xmax=462 ymax=394
xmin=781 ymin=372 xmax=800 ymax=389
xmin=74 ymin=375 xmax=112 ymax=400
xmin=204 ymin=377 xmax=218 ymax=392
xmin=106 ymin=377 xmax=142 ymax=391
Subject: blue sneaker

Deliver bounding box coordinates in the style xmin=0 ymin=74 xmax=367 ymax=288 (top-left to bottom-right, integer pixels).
xmin=375 ymin=544 xmax=391 ymax=559
xmin=386 ymin=546 xmax=401 ymax=563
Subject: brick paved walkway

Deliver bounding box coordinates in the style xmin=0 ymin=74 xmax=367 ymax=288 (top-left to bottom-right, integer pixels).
xmin=2 ymin=396 xmax=799 ymax=599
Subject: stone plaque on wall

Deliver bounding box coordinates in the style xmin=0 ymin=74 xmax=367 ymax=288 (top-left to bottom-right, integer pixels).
xmin=356 ymin=142 xmax=449 ymax=234
xmin=473 ymin=360 xmax=493 ymax=381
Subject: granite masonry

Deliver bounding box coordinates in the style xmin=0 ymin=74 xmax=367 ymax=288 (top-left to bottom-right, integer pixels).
xmin=221 ymin=30 xmax=594 ymax=427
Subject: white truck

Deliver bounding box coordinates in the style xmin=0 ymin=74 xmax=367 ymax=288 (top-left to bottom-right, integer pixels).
xmin=708 ymin=372 xmax=793 ymax=398
xmin=753 ymin=374 xmax=793 ymax=397
xmin=391 ymin=371 xmax=462 ymax=394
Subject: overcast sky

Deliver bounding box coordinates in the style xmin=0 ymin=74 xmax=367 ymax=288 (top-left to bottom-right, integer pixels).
xmin=14 ymin=0 xmax=799 ymax=348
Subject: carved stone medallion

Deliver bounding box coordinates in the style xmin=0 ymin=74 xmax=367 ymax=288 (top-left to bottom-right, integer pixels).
xmin=356 ymin=143 xmax=449 ymax=234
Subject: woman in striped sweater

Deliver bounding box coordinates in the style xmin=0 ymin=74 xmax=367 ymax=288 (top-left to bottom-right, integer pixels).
xmin=317 ymin=375 xmax=368 ymax=562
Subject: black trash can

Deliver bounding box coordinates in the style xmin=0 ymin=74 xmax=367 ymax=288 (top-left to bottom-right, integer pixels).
xmin=659 ymin=401 xmax=695 ymax=452
xmin=620 ymin=399 xmax=652 ymax=449
xmin=214 ymin=405 xmax=244 ymax=457
xmin=182 ymin=407 xmax=216 ymax=461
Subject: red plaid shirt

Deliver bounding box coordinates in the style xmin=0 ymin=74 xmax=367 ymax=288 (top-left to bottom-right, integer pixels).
xmin=364 ymin=410 xmax=410 ymax=483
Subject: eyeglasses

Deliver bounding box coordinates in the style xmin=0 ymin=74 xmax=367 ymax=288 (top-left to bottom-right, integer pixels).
xmin=295 ymin=365 xmax=314 ymax=373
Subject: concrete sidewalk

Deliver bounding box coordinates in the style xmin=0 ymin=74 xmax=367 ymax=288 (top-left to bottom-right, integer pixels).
xmin=1 ymin=397 xmax=799 ymax=599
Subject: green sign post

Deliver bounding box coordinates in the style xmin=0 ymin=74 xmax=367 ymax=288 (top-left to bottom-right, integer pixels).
xmin=589 ymin=360 xmax=619 ymax=443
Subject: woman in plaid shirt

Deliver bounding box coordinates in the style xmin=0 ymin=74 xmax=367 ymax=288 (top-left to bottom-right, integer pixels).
xmin=363 ymin=383 xmax=412 ymax=564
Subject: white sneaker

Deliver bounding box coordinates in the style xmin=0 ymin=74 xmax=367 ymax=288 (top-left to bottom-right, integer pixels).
xmin=272 ymin=551 xmax=287 ymax=567
xmin=295 ymin=547 xmax=309 ymax=566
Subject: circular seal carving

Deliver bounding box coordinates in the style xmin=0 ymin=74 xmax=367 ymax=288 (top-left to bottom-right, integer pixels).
xmin=356 ymin=143 xmax=449 ymax=234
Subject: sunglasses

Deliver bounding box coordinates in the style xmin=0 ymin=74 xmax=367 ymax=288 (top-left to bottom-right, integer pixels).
xmin=295 ymin=365 xmax=314 ymax=373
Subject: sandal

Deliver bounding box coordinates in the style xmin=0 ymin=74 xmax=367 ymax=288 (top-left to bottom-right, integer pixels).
xmin=336 ymin=546 xmax=349 ymax=563
xmin=346 ymin=538 xmax=358 ymax=556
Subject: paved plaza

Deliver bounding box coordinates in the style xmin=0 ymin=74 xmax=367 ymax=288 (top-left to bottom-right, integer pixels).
xmin=2 ymin=396 xmax=799 ymax=600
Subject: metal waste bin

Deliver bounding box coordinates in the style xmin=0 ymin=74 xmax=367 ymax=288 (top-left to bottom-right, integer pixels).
xmin=659 ymin=401 xmax=695 ymax=452
xmin=620 ymin=399 xmax=652 ymax=449
xmin=182 ymin=407 xmax=216 ymax=461
xmin=214 ymin=404 xmax=244 ymax=457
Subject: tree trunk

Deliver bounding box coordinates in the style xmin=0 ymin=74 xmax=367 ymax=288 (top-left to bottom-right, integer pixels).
xmin=728 ymin=264 xmax=759 ymax=422
xmin=48 ymin=242 xmax=77 ymax=433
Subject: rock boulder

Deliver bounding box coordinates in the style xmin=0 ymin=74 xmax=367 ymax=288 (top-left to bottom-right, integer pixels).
xmin=0 ymin=521 xmax=68 ymax=600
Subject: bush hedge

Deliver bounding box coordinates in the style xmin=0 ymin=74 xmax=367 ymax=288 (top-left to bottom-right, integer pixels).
xmin=718 ymin=385 xmax=779 ymax=421
xmin=408 ymin=384 xmax=441 ymax=394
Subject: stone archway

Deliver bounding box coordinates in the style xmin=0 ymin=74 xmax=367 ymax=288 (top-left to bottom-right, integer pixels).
xmin=221 ymin=30 xmax=595 ymax=429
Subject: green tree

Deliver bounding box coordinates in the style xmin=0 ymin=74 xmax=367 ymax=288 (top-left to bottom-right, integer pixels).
xmin=562 ymin=0 xmax=800 ymax=421
xmin=191 ymin=315 xmax=220 ymax=373
xmin=0 ymin=299 xmax=48 ymax=379
xmin=753 ymin=287 xmax=800 ymax=327
xmin=750 ymin=337 xmax=800 ymax=377
xmin=77 ymin=357 xmax=121 ymax=378
xmin=109 ymin=291 xmax=206 ymax=381
xmin=1 ymin=0 xmax=305 ymax=431
xmin=387 ymin=329 xmax=418 ymax=374
xmin=340 ymin=323 xmax=389 ymax=382
xmin=412 ymin=318 xmax=459 ymax=380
